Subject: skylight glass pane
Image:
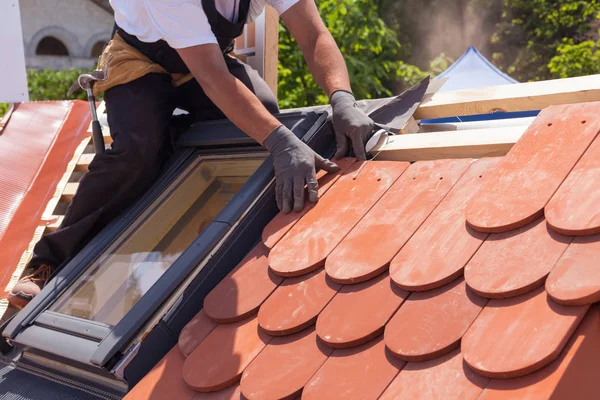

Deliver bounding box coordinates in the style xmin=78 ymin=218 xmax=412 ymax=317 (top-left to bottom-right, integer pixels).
xmin=50 ymin=155 xmax=265 ymax=327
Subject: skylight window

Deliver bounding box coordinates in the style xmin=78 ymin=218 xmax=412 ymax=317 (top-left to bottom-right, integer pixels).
xmin=50 ymin=155 xmax=265 ymax=326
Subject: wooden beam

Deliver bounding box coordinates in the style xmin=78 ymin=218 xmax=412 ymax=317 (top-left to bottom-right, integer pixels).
xmin=75 ymin=153 xmax=95 ymax=172
xmin=45 ymin=216 xmax=64 ymax=234
xmin=414 ymin=74 xmax=600 ymax=120
xmin=263 ymin=5 xmax=279 ymax=98
xmin=400 ymin=117 xmax=420 ymax=134
xmin=371 ymin=124 xmax=530 ymax=162
xmin=61 ymin=182 xmax=79 ymax=203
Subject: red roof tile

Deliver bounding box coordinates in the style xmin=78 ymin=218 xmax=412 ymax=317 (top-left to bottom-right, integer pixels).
xmin=466 ymin=103 xmax=600 ymax=233
xmin=126 ymin=102 xmax=600 ymax=399
xmin=380 ymin=349 xmax=489 ymax=400
xmin=262 ymin=158 xmax=355 ymax=249
xmin=0 ymin=101 xmax=90 ymax=295
xmin=203 ymin=242 xmax=281 ymax=323
xmin=316 ymin=273 xmax=408 ymax=348
xmin=268 ymin=161 xmax=408 ymax=277
xmin=464 ymin=218 xmax=571 ymax=298
xmin=240 ymin=328 xmax=331 ymax=400
xmin=325 ymin=159 xmax=471 ymax=284
xmin=192 ymin=384 xmax=241 ymax=399
xmin=546 ymin=234 xmax=600 ymax=305
xmin=385 ymin=277 xmax=486 ymax=361
xmin=462 ymin=287 xmax=589 ymax=378
xmin=258 ymin=268 xmax=340 ymax=336
xmin=126 ymin=347 xmax=196 ymax=400
xmin=178 ymin=310 xmax=217 ymax=357
xmin=479 ymin=305 xmax=600 ymax=400
xmin=545 ymin=135 xmax=600 ymax=236
xmin=303 ymin=337 xmax=404 ymax=400
xmin=390 ymin=157 xmax=496 ymax=291
xmin=183 ymin=316 xmax=270 ymax=392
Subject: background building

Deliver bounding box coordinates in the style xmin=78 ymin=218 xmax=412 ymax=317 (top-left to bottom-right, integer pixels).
xmin=19 ymin=0 xmax=113 ymax=69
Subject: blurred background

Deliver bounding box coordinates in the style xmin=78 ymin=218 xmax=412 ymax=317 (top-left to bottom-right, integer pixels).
xmin=2 ymin=0 xmax=600 ymax=117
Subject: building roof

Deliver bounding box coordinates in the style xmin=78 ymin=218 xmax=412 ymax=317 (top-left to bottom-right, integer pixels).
xmin=123 ymin=101 xmax=600 ymax=399
xmin=0 ymin=101 xmax=90 ymax=307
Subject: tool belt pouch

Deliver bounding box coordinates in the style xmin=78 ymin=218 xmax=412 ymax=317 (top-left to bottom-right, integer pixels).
xmin=93 ymin=34 xmax=194 ymax=97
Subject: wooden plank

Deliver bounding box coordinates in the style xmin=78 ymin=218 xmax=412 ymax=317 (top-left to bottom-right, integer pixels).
xmin=371 ymin=125 xmax=530 ymax=162
xmin=414 ymin=74 xmax=600 ymax=120
xmin=263 ymin=5 xmax=279 ymax=98
xmin=60 ymin=182 xmax=79 ymax=203
xmin=400 ymin=117 xmax=419 ymax=134
xmin=41 ymin=136 xmax=90 ymax=222
xmin=75 ymin=153 xmax=95 ymax=172
xmin=45 ymin=216 xmax=64 ymax=234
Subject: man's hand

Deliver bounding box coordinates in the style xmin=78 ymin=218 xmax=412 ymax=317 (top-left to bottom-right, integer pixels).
xmin=330 ymin=90 xmax=374 ymax=160
xmin=264 ymin=126 xmax=339 ymax=213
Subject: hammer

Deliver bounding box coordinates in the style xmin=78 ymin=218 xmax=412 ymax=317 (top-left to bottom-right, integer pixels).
xmin=67 ymin=70 xmax=107 ymax=155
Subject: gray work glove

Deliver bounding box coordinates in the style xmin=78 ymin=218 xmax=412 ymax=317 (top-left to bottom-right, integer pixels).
xmin=264 ymin=125 xmax=340 ymax=214
xmin=330 ymin=90 xmax=375 ymax=160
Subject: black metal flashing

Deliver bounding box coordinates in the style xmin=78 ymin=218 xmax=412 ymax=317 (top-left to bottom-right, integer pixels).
xmin=35 ymin=312 xmax=112 ymax=342
xmin=176 ymin=109 xmax=323 ymax=148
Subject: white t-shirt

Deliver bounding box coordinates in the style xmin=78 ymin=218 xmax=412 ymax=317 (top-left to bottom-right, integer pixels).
xmin=110 ymin=0 xmax=299 ymax=49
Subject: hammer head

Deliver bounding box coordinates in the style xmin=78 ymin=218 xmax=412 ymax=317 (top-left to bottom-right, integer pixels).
xmin=67 ymin=70 xmax=107 ymax=96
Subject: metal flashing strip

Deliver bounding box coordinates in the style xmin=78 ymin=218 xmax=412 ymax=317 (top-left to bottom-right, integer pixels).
xmin=34 ymin=312 xmax=112 ymax=342
xmin=15 ymin=325 xmax=98 ymax=366
xmin=177 ymin=110 xmax=324 ymax=148
xmin=3 ymin=351 xmax=126 ymax=399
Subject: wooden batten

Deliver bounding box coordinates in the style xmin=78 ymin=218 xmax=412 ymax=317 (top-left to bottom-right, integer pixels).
xmin=371 ymin=124 xmax=530 ymax=162
xmin=414 ymin=74 xmax=600 ymax=120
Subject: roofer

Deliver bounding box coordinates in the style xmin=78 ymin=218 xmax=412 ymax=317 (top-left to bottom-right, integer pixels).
xmin=7 ymin=0 xmax=374 ymax=308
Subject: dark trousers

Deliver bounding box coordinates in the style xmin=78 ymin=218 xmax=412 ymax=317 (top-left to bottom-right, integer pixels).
xmin=29 ymin=56 xmax=279 ymax=270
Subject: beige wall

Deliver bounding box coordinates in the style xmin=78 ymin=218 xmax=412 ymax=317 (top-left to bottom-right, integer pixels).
xmin=19 ymin=0 xmax=112 ymax=61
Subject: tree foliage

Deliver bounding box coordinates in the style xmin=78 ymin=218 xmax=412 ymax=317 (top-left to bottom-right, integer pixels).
xmin=277 ymin=0 xmax=427 ymax=108
xmin=0 ymin=69 xmax=98 ymax=118
xmin=27 ymin=68 xmax=89 ymax=101
xmin=490 ymin=0 xmax=600 ymax=80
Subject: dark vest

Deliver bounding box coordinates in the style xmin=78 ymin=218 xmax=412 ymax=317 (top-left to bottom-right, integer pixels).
xmin=116 ymin=0 xmax=252 ymax=74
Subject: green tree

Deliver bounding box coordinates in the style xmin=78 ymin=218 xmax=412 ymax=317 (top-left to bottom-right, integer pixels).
xmin=277 ymin=0 xmax=427 ymax=108
xmin=1 ymin=68 xmax=97 ymax=118
xmin=27 ymin=68 xmax=89 ymax=101
xmin=548 ymin=38 xmax=600 ymax=78
xmin=490 ymin=0 xmax=600 ymax=81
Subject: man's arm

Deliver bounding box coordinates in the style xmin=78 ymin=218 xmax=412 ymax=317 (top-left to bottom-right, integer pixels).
xmin=281 ymin=0 xmax=374 ymax=159
xmin=178 ymin=45 xmax=280 ymax=144
xmin=280 ymin=0 xmax=350 ymax=96
xmin=177 ymin=45 xmax=338 ymax=213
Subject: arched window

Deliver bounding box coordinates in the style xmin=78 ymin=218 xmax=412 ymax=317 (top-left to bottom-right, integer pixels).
xmin=36 ymin=36 xmax=69 ymax=56
xmin=90 ymin=41 xmax=107 ymax=57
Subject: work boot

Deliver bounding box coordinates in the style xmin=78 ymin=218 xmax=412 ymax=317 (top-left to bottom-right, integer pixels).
xmin=7 ymin=264 xmax=53 ymax=309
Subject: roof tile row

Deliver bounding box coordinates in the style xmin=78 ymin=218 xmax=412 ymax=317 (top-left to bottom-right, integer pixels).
xmin=126 ymin=101 xmax=600 ymax=399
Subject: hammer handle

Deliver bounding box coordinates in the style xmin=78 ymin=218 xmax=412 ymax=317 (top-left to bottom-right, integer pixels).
xmin=92 ymin=120 xmax=105 ymax=155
